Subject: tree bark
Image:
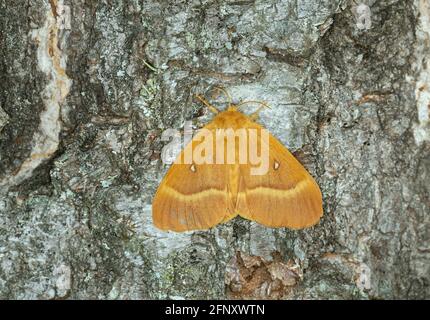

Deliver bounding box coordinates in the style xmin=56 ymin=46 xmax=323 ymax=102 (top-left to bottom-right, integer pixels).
xmin=0 ymin=0 xmax=429 ymax=299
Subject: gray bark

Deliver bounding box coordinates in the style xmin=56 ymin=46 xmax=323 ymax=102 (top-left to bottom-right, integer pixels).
xmin=0 ymin=0 xmax=429 ymax=299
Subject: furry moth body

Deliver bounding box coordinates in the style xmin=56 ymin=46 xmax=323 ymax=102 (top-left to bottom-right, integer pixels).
xmin=152 ymin=100 xmax=323 ymax=232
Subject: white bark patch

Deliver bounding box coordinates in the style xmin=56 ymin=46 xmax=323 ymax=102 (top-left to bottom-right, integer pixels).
xmin=53 ymin=264 xmax=71 ymax=297
xmin=413 ymin=0 xmax=430 ymax=144
xmin=0 ymin=0 xmax=72 ymax=190
xmin=0 ymin=106 xmax=9 ymax=133
xmin=355 ymin=263 xmax=372 ymax=292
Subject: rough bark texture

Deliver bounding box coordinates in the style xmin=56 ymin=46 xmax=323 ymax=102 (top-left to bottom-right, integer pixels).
xmin=0 ymin=0 xmax=429 ymax=299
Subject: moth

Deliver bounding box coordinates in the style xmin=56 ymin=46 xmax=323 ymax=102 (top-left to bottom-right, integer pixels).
xmin=152 ymin=90 xmax=323 ymax=232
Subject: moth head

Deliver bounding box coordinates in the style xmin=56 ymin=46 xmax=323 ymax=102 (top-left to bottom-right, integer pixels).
xmin=195 ymin=88 xmax=270 ymax=121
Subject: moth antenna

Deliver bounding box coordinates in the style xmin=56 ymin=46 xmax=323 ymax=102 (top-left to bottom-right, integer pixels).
xmin=195 ymin=94 xmax=220 ymax=114
xmin=236 ymin=100 xmax=271 ymax=120
xmin=213 ymin=87 xmax=233 ymax=107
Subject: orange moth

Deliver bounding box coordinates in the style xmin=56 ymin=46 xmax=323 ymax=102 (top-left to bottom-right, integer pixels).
xmin=152 ymin=89 xmax=323 ymax=232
